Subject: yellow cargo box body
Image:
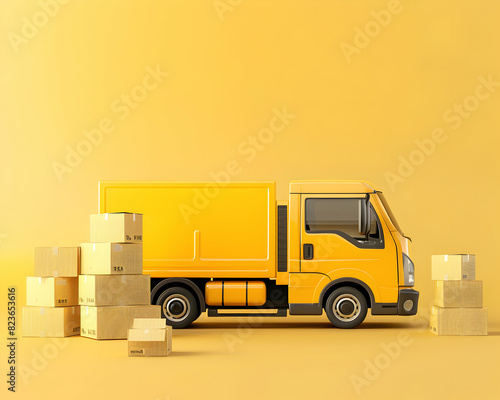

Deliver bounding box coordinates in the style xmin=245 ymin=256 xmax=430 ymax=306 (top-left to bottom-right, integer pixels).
xmin=99 ymin=181 xmax=276 ymax=279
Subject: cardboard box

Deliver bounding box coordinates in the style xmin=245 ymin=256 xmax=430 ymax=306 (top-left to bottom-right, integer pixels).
xmin=79 ymin=274 xmax=150 ymax=306
xmin=26 ymin=277 xmax=78 ymax=307
xmin=80 ymin=243 xmax=143 ymax=275
xmin=23 ymin=306 xmax=80 ymax=337
xmin=431 ymin=254 xmax=475 ymax=280
xmin=434 ymin=280 xmax=483 ymax=308
xmin=430 ymin=306 xmax=487 ymax=336
xmin=80 ymin=305 xmax=161 ymax=339
xmin=90 ymin=213 xmax=142 ymax=243
xmin=128 ymin=326 xmax=172 ymax=357
xmin=35 ymin=247 xmax=80 ymax=277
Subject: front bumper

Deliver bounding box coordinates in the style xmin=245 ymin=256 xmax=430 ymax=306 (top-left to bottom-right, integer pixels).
xmin=397 ymin=288 xmax=419 ymax=315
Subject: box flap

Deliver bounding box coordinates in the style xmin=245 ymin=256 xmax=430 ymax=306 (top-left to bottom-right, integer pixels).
xmin=132 ymin=318 xmax=166 ymax=329
xmin=128 ymin=328 xmax=166 ymax=341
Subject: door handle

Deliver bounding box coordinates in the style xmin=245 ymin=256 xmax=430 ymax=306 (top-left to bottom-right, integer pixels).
xmin=303 ymin=243 xmax=314 ymax=260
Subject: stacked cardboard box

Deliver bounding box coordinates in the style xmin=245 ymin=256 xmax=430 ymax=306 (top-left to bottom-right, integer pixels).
xmin=23 ymin=247 xmax=81 ymax=337
xmin=430 ymin=254 xmax=487 ymax=336
xmin=80 ymin=213 xmax=160 ymax=339
xmin=128 ymin=318 xmax=172 ymax=357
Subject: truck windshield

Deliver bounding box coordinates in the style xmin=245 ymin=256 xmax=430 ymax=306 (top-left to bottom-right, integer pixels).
xmin=377 ymin=192 xmax=404 ymax=236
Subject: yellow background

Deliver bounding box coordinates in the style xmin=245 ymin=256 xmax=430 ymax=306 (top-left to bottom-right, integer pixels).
xmin=1 ymin=0 xmax=499 ymax=399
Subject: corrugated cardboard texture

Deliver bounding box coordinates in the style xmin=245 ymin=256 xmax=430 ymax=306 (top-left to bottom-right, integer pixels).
xmin=80 ymin=305 xmax=161 ymax=339
xmin=26 ymin=277 xmax=79 ymax=307
xmin=434 ymin=280 xmax=483 ymax=308
xmin=128 ymin=326 xmax=172 ymax=356
xmin=23 ymin=306 xmax=80 ymax=337
xmin=90 ymin=213 xmax=143 ymax=243
xmin=132 ymin=318 xmax=167 ymax=329
xmin=80 ymin=243 xmax=143 ymax=275
xmin=79 ymin=274 xmax=150 ymax=306
xmin=35 ymin=247 xmax=80 ymax=277
xmin=431 ymin=254 xmax=475 ymax=280
xmin=430 ymin=306 xmax=487 ymax=335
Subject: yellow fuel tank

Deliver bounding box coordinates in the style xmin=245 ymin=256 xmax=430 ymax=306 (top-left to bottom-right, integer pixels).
xmin=205 ymin=281 xmax=266 ymax=306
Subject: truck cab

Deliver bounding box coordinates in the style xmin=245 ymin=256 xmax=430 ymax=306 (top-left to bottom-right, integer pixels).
xmin=99 ymin=180 xmax=419 ymax=329
xmin=286 ymin=181 xmax=418 ymax=328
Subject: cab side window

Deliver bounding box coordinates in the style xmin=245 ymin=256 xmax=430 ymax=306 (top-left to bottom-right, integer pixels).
xmin=305 ymin=198 xmax=384 ymax=248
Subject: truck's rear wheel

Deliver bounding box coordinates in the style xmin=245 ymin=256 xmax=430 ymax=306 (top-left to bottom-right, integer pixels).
xmin=156 ymin=287 xmax=199 ymax=329
xmin=325 ymin=287 xmax=367 ymax=329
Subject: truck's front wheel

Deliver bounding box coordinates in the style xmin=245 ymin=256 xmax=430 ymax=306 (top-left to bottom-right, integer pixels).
xmin=156 ymin=287 xmax=199 ymax=329
xmin=325 ymin=287 xmax=367 ymax=329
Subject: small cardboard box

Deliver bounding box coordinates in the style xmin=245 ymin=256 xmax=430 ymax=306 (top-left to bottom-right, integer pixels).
xmin=90 ymin=213 xmax=142 ymax=243
xmin=431 ymin=254 xmax=475 ymax=281
xmin=80 ymin=305 xmax=161 ymax=340
xmin=26 ymin=277 xmax=79 ymax=307
xmin=80 ymin=243 xmax=143 ymax=275
xmin=35 ymin=247 xmax=80 ymax=277
xmin=79 ymin=274 xmax=150 ymax=306
xmin=430 ymin=306 xmax=487 ymax=336
xmin=23 ymin=306 xmax=80 ymax=337
xmin=434 ymin=280 xmax=483 ymax=308
xmin=128 ymin=326 xmax=172 ymax=357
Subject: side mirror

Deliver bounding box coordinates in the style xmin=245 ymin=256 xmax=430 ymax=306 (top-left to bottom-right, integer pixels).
xmin=358 ymin=197 xmax=371 ymax=236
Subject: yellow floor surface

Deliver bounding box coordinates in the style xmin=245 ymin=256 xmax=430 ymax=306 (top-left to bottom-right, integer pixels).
xmin=6 ymin=313 xmax=500 ymax=400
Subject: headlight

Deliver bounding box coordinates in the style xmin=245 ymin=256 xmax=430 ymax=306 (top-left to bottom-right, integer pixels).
xmin=402 ymin=253 xmax=415 ymax=287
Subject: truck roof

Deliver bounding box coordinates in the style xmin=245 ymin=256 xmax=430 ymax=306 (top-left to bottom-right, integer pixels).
xmin=289 ymin=180 xmax=377 ymax=194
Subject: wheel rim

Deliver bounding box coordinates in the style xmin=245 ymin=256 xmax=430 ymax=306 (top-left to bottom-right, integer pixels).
xmin=332 ymin=294 xmax=361 ymax=322
xmin=163 ymin=294 xmax=190 ymax=323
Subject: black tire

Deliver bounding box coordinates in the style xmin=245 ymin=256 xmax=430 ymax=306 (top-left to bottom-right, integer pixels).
xmin=325 ymin=287 xmax=367 ymax=329
xmin=156 ymin=287 xmax=199 ymax=329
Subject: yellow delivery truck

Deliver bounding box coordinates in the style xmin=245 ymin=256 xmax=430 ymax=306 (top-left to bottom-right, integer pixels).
xmin=98 ymin=180 xmax=418 ymax=329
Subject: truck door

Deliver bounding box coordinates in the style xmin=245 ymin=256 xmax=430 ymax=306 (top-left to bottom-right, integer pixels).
xmin=300 ymin=194 xmax=399 ymax=304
